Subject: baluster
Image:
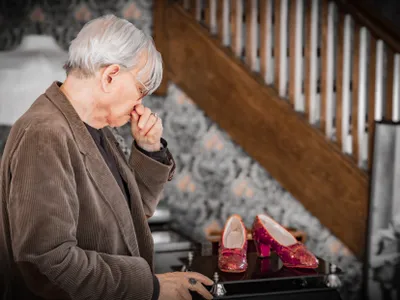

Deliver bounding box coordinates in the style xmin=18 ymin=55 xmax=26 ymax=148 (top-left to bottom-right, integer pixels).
xmin=210 ymin=0 xmax=218 ymax=35
xmin=217 ymin=0 xmax=229 ymax=46
xmin=260 ymin=0 xmax=273 ymax=84
xmin=375 ymin=41 xmax=385 ymax=121
xmin=385 ymin=49 xmax=395 ymax=120
xmin=336 ymin=13 xmax=345 ymax=150
xmin=246 ymin=0 xmax=258 ymax=71
xmin=321 ymin=0 xmax=335 ymax=137
xmin=356 ymin=27 xmax=368 ymax=168
xmin=223 ymin=0 xmax=230 ymax=46
xmin=304 ymin=0 xmax=319 ymax=124
xmin=342 ymin=16 xmax=353 ymax=154
xmin=289 ymin=0 xmax=304 ymax=110
xmin=392 ymin=54 xmax=400 ymax=121
xmin=274 ymin=0 xmax=289 ymax=98
xmin=230 ymin=0 xmax=244 ymax=57
xmin=367 ymin=36 xmax=377 ymax=170
xmin=217 ymin=0 xmax=223 ymax=40
xmin=351 ymin=24 xmax=361 ymax=164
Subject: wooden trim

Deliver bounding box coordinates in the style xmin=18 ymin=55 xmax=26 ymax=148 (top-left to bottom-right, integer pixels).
xmin=335 ymin=12 xmax=345 ymax=150
xmin=217 ymin=0 xmax=224 ymax=42
xmin=259 ymin=0 xmax=270 ymax=83
xmin=352 ymin=23 xmax=360 ymax=166
xmin=165 ymin=3 xmax=369 ymax=258
xmin=152 ymin=0 xmax=169 ymax=96
xmin=320 ymin=0 xmax=329 ymax=134
xmin=304 ymin=0 xmax=315 ymax=122
xmin=368 ymin=37 xmax=377 ymax=171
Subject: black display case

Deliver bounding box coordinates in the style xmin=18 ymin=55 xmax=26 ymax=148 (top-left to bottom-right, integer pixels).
xmin=163 ymin=243 xmax=345 ymax=300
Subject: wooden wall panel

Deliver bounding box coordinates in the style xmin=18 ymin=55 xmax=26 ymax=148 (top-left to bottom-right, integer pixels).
xmin=152 ymin=0 xmax=169 ymax=95
xmin=165 ymin=4 xmax=369 ymax=258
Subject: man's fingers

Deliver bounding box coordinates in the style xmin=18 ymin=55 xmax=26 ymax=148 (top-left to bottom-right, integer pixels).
xmin=141 ymin=113 xmax=157 ymax=136
xmin=137 ymin=107 xmax=151 ymax=130
xmin=188 ymin=282 xmax=213 ymax=300
xmin=131 ymin=110 xmax=139 ymax=123
xmin=143 ymin=119 xmax=162 ymax=144
xmin=134 ymin=104 xmax=145 ymax=115
xmin=178 ymin=284 xmax=192 ymax=300
xmin=185 ymin=272 xmax=214 ymax=286
xmin=130 ymin=111 xmax=140 ymax=135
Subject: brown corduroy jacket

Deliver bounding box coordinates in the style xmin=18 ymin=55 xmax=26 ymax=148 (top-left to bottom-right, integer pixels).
xmin=0 ymin=82 xmax=174 ymax=300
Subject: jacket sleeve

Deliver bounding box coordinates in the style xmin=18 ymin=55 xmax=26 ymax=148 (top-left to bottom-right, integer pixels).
xmin=7 ymin=126 xmax=154 ymax=300
xmin=129 ymin=141 xmax=174 ymax=218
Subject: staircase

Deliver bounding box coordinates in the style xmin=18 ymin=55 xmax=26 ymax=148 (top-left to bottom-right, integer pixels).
xmin=153 ymin=0 xmax=400 ymax=259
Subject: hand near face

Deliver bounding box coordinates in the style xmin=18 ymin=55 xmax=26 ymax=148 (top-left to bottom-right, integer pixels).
xmin=131 ymin=104 xmax=162 ymax=152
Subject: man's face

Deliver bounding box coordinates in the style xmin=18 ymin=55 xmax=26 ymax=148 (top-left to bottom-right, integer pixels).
xmin=97 ymin=53 xmax=150 ymax=127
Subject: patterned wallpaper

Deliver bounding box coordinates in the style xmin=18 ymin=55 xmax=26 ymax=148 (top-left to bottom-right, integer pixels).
xmin=0 ymin=0 xmax=152 ymax=51
xmin=0 ymin=0 xmax=362 ymax=298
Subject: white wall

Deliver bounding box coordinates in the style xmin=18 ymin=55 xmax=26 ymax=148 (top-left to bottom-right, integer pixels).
xmin=0 ymin=35 xmax=67 ymax=125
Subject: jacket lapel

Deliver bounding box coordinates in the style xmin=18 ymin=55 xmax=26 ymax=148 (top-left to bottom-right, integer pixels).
xmin=102 ymin=129 xmax=154 ymax=266
xmin=44 ymin=82 xmax=137 ymax=256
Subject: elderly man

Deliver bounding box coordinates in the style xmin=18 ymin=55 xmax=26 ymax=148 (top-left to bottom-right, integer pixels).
xmin=0 ymin=15 xmax=213 ymax=300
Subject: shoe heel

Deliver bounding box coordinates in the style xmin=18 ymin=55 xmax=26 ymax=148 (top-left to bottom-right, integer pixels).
xmin=254 ymin=239 xmax=271 ymax=258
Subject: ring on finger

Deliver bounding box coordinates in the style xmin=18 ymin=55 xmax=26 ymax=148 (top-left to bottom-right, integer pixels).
xmin=150 ymin=112 xmax=159 ymax=120
xmin=188 ymin=277 xmax=197 ymax=286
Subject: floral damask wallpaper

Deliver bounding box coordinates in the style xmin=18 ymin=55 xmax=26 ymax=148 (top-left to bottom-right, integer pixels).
xmin=0 ymin=0 xmax=362 ymax=298
xmin=0 ymin=0 xmax=152 ymax=51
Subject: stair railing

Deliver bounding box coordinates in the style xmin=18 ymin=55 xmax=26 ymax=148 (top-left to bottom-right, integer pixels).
xmin=177 ymin=0 xmax=400 ymax=171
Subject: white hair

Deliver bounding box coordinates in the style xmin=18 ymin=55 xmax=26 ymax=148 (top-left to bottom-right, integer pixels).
xmin=65 ymin=14 xmax=162 ymax=95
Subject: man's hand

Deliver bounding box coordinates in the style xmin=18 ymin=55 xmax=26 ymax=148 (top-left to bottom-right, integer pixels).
xmin=131 ymin=104 xmax=162 ymax=152
xmin=156 ymin=272 xmax=214 ymax=300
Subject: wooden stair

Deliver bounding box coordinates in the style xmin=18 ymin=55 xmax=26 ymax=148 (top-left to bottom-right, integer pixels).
xmin=153 ymin=0 xmax=400 ymax=260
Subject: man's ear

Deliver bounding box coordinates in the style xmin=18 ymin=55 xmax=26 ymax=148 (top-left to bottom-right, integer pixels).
xmin=101 ymin=64 xmax=121 ymax=92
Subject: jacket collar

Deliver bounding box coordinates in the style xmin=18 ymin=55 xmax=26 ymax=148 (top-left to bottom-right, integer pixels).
xmin=45 ymin=81 xmax=94 ymax=155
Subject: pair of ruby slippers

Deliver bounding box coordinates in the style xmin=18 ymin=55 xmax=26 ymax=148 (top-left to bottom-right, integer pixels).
xmin=218 ymin=214 xmax=319 ymax=273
